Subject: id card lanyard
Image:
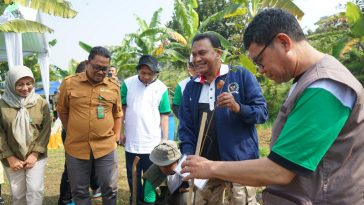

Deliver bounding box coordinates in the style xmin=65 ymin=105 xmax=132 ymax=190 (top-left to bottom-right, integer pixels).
xmin=97 ymin=96 xmax=105 ymax=119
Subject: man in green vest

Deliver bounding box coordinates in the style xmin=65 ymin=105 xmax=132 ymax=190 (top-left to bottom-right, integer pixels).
xmin=181 ymin=8 xmax=364 ymax=205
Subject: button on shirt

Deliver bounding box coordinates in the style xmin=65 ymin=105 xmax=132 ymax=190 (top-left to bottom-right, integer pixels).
xmin=199 ymin=80 xmax=216 ymax=110
xmin=57 ymin=72 xmax=123 ymax=160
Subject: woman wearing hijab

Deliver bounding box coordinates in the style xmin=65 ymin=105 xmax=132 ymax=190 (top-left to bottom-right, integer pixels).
xmin=0 ymin=65 xmax=51 ymax=205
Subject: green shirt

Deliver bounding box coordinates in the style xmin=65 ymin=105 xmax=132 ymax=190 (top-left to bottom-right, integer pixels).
xmin=270 ymin=79 xmax=355 ymax=174
xmin=0 ymin=97 xmax=51 ymax=166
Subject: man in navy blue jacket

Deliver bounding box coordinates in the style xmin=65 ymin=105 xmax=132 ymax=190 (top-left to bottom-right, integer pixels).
xmin=178 ymin=33 xmax=268 ymax=204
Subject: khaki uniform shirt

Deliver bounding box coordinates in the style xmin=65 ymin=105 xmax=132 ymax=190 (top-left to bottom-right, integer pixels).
xmin=0 ymin=97 xmax=51 ymax=166
xmin=57 ymin=72 xmax=122 ymax=160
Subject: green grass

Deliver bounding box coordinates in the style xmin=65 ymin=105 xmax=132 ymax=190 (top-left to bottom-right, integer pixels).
xmin=2 ymin=147 xmax=130 ymax=205
xmin=1 ymin=125 xmax=272 ymax=205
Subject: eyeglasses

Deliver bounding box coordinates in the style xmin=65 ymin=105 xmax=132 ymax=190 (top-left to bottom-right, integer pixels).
xmin=90 ymin=63 xmax=109 ymax=72
xmin=253 ymin=34 xmax=278 ymax=71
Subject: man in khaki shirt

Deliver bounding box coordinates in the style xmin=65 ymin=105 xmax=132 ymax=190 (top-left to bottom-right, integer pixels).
xmin=57 ymin=46 xmax=122 ymax=205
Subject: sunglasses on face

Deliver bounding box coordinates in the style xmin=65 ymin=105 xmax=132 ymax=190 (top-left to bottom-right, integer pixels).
xmin=90 ymin=63 xmax=109 ymax=72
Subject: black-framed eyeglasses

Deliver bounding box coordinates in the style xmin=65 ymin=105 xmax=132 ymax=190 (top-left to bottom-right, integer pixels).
xmin=90 ymin=63 xmax=109 ymax=72
xmin=253 ymin=33 xmax=278 ymax=71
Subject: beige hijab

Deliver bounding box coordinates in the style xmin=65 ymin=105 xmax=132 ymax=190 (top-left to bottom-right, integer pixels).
xmin=2 ymin=65 xmax=39 ymax=158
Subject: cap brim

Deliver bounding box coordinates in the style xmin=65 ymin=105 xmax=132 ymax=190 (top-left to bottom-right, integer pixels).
xmin=149 ymin=155 xmax=180 ymax=167
xmin=137 ymin=63 xmax=156 ymax=72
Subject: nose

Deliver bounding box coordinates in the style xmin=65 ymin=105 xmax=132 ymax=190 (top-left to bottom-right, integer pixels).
xmin=145 ymin=75 xmax=152 ymax=81
xmin=19 ymin=85 xmax=29 ymax=90
xmin=141 ymin=74 xmax=152 ymax=82
xmin=97 ymin=70 xmax=105 ymax=75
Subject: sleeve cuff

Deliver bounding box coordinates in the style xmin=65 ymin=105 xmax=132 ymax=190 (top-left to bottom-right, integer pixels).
xmin=113 ymin=112 xmax=123 ymax=118
xmin=268 ymin=151 xmax=313 ymax=177
xmin=32 ymin=145 xmax=47 ymax=154
xmin=0 ymin=150 xmax=14 ymax=159
xmin=160 ymin=112 xmax=171 ymax=115
xmin=236 ymin=103 xmax=250 ymax=119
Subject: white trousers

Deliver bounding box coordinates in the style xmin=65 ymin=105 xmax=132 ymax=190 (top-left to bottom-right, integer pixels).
xmin=4 ymin=158 xmax=47 ymax=205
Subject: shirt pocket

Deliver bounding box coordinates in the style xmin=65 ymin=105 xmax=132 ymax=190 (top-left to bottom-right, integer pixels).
xmin=99 ymin=92 xmax=117 ymax=111
xmin=69 ymin=91 xmax=90 ymax=106
xmin=30 ymin=117 xmax=42 ymax=141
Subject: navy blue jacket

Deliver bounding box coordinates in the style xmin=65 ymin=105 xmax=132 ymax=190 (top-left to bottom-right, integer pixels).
xmin=178 ymin=65 xmax=268 ymax=161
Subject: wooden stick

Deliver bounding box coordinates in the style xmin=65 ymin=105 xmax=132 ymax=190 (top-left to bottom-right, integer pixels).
xmin=195 ymin=112 xmax=208 ymax=156
xmin=187 ymin=112 xmax=208 ymax=205
xmin=132 ymin=156 xmax=140 ymax=205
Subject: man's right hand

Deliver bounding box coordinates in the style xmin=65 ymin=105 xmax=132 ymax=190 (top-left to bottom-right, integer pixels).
xmin=7 ymin=156 xmax=25 ymax=171
xmin=118 ymin=133 xmax=126 ymax=146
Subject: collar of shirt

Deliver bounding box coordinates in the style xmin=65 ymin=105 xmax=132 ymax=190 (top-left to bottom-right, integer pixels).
xmin=194 ymin=64 xmax=229 ymax=84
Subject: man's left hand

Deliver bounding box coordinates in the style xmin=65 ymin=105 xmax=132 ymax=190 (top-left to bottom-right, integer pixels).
xmin=217 ymin=92 xmax=240 ymax=113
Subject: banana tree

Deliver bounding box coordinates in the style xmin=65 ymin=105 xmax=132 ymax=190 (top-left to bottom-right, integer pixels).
xmin=0 ymin=0 xmax=76 ymax=33
xmin=221 ymin=0 xmax=304 ymax=73
xmin=14 ymin=0 xmax=77 ymax=18
xmin=163 ymin=0 xmax=304 ymax=73
xmin=111 ymin=8 xmax=171 ymax=78
xmin=332 ymin=2 xmax=364 ymax=58
xmin=79 ymin=41 xmax=92 ymax=53
xmin=128 ymin=8 xmax=167 ymax=55
xmin=331 ymin=2 xmax=364 ymax=84
xmin=232 ymin=0 xmax=304 ymax=20
xmin=111 ymin=34 xmax=141 ymax=78
xmin=160 ymin=0 xmax=236 ymax=71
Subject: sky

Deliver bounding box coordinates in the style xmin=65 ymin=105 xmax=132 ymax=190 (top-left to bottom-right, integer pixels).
xmin=41 ymin=0 xmax=349 ymax=70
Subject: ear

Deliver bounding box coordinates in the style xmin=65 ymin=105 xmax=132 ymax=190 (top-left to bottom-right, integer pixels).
xmin=215 ymin=48 xmax=223 ymax=59
xmin=276 ymin=33 xmax=293 ymax=52
xmin=85 ymin=61 xmax=93 ymax=71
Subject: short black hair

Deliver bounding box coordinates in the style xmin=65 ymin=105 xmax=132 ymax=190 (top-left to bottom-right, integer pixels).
xmin=192 ymin=32 xmax=222 ymax=49
xmin=243 ymin=8 xmax=305 ymax=50
xmin=75 ymin=60 xmax=87 ymax=73
xmin=88 ymin=46 xmax=111 ymax=61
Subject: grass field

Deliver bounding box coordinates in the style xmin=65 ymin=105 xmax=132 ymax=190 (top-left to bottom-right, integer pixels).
xmin=1 ymin=126 xmax=271 ymax=205
xmin=2 ymin=148 xmax=130 ymax=205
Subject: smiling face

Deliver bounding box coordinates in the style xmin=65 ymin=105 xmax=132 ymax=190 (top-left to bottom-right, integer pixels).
xmin=86 ymin=54 xmax=110 ymax=83
xmin=191 ymin=38 xmax=222 ymax=78
xmin=15 ymin=77 xmax=34 ymax=97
